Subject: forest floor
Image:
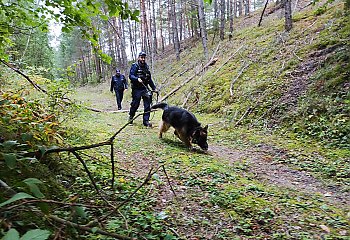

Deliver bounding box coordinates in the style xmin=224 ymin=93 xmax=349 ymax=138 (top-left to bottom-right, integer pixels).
xmin=68 ymin=84 xmax=349 ymax=239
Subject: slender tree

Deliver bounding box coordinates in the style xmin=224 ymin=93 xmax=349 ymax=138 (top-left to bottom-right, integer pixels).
xmin=220 ymin=0 xmax=226 ymax=40
xmin=198 ymin=0 xmax=209 ymax=59
xmin=229 ymin=0 xmax=234 ymax=39
xmin=172 ymin=0 xmax=181 ymax=60
xmin=284 ymin=0 xmax=292 ymax=31
xmin=158 ymin=0 xmax=165 ymax=52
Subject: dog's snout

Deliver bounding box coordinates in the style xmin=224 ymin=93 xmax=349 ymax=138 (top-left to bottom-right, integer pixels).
xmin=200 ymin=143 xmax=208 ymax=151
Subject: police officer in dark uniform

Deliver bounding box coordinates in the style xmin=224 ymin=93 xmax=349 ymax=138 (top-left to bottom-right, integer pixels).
xmin=128 ymin=51 xmax=157 ymax=127
xmin=110 ymin=69 xmax=128 ymax=110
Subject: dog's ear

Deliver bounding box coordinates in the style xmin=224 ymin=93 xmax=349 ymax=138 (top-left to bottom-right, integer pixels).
xmin=203 ymin=125 xmax=208 ymax=131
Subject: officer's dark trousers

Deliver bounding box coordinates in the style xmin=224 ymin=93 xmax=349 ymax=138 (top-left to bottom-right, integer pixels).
xmin=129 ymin=89 xmax=152 ymax=125
xmin=114 ymin=89 xmax=124 ymax=109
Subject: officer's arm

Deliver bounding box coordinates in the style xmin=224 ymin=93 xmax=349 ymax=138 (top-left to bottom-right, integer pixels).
xmin=110 ymin=77 xmax=114 ymax=92
xmin=129 ymin=64 xmax=138 ymax=84
xmin=148 ymin=77 xmax=156 ymax=91
xmin=123 ymin=75 xmax=128 ymax=89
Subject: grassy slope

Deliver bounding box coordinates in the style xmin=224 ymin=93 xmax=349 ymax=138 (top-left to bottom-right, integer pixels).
xmin=153 ymin=2 xmax=349 ymax=149
xmin=1 ymin=2 xmax=349 ymax=240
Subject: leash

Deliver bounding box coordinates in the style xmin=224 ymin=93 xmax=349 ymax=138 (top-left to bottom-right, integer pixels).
xmin=140 ymin=81 xmax=160 ymax=122
xmin=140 ymin=81 xmax=160 ymax=106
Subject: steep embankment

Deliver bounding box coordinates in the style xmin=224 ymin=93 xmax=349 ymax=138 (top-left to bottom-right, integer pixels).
xmin=153 ymin=1 xmax=349 ymax=149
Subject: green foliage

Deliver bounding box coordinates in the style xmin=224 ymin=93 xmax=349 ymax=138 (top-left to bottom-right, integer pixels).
xmin=0 ymin=90 xmax=62 ymax=145
xmin=0 ymin=0 xmax=139 ymax=61
xmin=10 ymin=29 xmax=54 ymax=78
xmin=3 ymin=229 xmax=51 ymax=240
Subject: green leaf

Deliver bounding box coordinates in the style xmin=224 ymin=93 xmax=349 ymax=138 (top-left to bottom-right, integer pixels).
xmin=3 ymin=153 xmax=17 ymax=169
xmin=38 ymin=202 xmax=50 ymax=214
xmin=73 ymin=206 xmax=87 ymax=219
xmin=0 ymin=192 xmax=36 ymax=208
xmin=23 ymin=178 xmax=45 ymax=199
xmin=23 ymin=178 xmax=43 ymax=185
xmin=21 ymin=133 xmax=33 ymax=142
xmin=3 ymin=229 xmax=20 ymax=240
xmin=91 ymin=227 xmax=99 ymax=233
xmin=20 ymin=229 xmax=51 ymax=240
xmin=2 ymin=140 xmax=19 ymax=148
xmin=100 ymin=14 xmax=108 ymax=21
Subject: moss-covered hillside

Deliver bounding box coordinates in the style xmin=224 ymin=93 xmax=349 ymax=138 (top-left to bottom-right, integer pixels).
xmin=153 ymin=1 xmax=349 ymax=149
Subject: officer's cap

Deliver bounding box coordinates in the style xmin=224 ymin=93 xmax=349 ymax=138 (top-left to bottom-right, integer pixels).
xmin=138 ymin=51 xmax=147 ymax=57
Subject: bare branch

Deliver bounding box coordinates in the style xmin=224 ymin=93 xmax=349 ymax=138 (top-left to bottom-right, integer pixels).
xmin=0 ymin=59 xmax=48 ymax=94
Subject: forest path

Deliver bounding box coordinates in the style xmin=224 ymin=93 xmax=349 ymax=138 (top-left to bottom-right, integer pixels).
xmin=72 ymin=84 xmax=349 ymax=239
xmin=77 ymin=83 xmax=349 ymax=207
xmin=209 ymin=144 xmax=349 ymax=206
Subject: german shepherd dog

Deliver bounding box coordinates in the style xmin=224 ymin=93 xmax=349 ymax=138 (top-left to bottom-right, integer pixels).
xmin=151 ymin=103 xmax=208 ymax=150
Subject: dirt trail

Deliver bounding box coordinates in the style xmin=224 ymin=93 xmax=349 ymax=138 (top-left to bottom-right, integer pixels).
xmin=91 ymin=91 xmax=349 ymax=207
xmin=209 ymin=144 xmax=349 ymax=206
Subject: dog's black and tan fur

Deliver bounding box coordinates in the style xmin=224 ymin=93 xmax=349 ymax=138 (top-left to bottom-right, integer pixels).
xmin=151 ymin=103 xmax=208 ymax=150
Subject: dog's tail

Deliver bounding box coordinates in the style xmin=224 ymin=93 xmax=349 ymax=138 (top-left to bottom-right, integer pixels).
xmin=151 ymin=102 xmax=168 ymax=110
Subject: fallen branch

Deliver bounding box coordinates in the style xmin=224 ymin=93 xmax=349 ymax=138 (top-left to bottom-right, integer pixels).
xmin=181 ymin=89 xmax=193 ymax=108
xmin=258 ymin=0 xmax=269 ymax=27
xmin=162 ymin=165 xmax=177 ymax=198
xmin=213 ymin=45 xmax=244 ymax=74
xmin=234 ymin=107 xmax=253 ymax=127
xmin=90 ymin=166 xmax=158 ymax=225
xmin=86 ymin=107 xmax=130 ymax=113
xmin=0 ymin=59 xmax=48 ymax=94
xmin=3 ymin=199 xmax=102 ymax=212
xmin=159 ymin=57 xmax=218 ymax=102
xmin=230 ymin=62 xmax=251 ymax=96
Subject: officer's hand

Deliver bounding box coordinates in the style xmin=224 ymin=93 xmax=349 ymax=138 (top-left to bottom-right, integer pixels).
xmin=138 ymin=78 xmax=143 ymax=83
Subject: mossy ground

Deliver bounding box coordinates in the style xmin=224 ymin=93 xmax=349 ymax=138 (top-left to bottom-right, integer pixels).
xmin=54 ymin=83 xmax=349 ymax=239
xmin=1 ymin=1 xmax=349 ymax=239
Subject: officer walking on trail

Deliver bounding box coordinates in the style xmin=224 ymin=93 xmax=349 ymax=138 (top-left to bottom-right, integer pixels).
xmin=110 ymin=69 xmax=128 ymax=110
xmin=128 ymin=51 xmax=157 ymax=127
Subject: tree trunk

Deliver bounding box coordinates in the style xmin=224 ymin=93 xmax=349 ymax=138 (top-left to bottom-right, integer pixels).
xmin=80 ymin=48 xmax=88 ymax=84
xmin=172 ymin=0 xmax=180 ymax=60
xmin=106 ymin=21 xmax=115 ymax=72
xmin=190 ymin=2 xmax=199 ymax=37
xmin=94 ymin=53 xmax=102 ymax=83
xmin=151 ymin=0 xmax=157 ymax=54
xmin=229 ymin=0 xmax=234 ymax=39
xmin=119 ymin=18 xmax=128 ymax=72
xmin=127 ymin=19 xmax=136 ymax=60
xmin=245 ymin=0 xmax=250 ymax=15
xmin=159 ymin=0 xmax=165 ymax=52
xmin=214 ymin=0 xmax=218 ymax=18
xmin=167 ymin=2 xmax=173 ymax=45
xmin=198 ymin=0 xmax=208 ymax=59
xmin=220 ymin=0 xmax=225 ymax=40
xmin=238 ymin=0 xmax=243 ymax=16
xmin=179 ymin=0 xmax=183 ymax=41
xmin=140 ymin=0 xmax=148 ymax=51
xmin=284 ymin=0 xmax=292 ymax=31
